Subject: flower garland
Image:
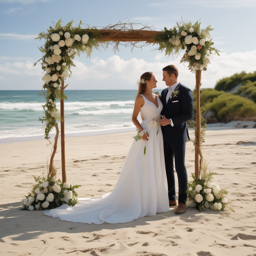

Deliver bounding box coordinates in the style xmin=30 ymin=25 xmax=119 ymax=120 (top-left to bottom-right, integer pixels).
xmin=21 ymin=174 xmax=80 ymax=211
xmin=186 ymin=161 xmax=229 ymax=211
xmin=154 ymin=20 xmax=220 ymax=72
xmin=36 ymin=20 xmax=100 ymax=140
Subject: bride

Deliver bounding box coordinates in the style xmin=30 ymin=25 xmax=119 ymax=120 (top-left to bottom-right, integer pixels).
xmin=44 ymin=72 xmax=169 ymax=224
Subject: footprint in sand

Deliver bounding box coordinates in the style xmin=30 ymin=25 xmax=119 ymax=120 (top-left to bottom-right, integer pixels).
xmin=60 ymin=236 xmax=71 ymax=241
xmin=137 ymin=252 xmax=167 ymax=256
xmin=127 ymin=242 xmax=139 ymax=247
xmin=231 ymin=233 xmax=256 ymax=240
xmin=197 ymin=252 xmax=214 ymax=256
xmin=137 ymin=231 xmax=158 ymax=237
xmin=187 ymin=228 xmax=193 ymax=232
xmin=142 ymin=242 xmax=149 ymax=246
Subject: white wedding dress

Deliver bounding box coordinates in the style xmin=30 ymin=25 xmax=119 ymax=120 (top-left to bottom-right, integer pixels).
xmin=44 ymin=95 xmax=169 ymax=224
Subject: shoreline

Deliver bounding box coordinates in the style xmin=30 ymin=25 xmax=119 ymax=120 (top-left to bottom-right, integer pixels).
xmin=0 ymin=120 xmax=255 ymax=145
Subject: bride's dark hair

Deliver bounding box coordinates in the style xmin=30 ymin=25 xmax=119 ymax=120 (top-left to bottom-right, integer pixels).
xmin=136 ymin=72 xmax=153 ymax=97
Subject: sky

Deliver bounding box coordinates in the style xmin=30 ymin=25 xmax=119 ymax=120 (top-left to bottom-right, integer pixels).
xmin=0 ymin=0 xmax=256 ymax=91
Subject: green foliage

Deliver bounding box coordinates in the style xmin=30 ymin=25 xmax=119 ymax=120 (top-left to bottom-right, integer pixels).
xmin=199 ymin=88 xmax=256 ymax=122
xmin=215 ymin=71 xmax=256 ymax=91
xmin=236 ymin=80 xmax=256 ymax=103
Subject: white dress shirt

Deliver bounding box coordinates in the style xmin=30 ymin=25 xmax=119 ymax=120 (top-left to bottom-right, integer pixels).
xmin=165 ymin=82 xmax=179 ymax=127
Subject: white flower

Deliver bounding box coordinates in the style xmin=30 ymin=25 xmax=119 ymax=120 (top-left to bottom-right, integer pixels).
xmin=43 ymin=74 xmax=52 ymax=84
xmin=174 ymin=38 xmax=181 ymax=46
xmin=63 ymin=182 xmax=70 ymax=188
xmin=56 ymin=65 xmax=61 ymax=71
xmin=186 ymin=200 xmax=196 ymax=207
xmin=52 ymin=184 xmax=61 ymax=193
xmin=189 ymin=28 xmax=194 ymax=33
xmin=53 ymin=83 xmax=58 ymax=88
xmin=212 ymin=184 xmax=220 ymax=191
xmin=185 ymin=35 xmax=192 ymax=44
xmin=52 ymin=54 xmax=61 ymax=63
xmin=35 ymin=204 xmax=40 ymax=210
xmin=205 ymin=201 xmax=209 ymax=209
xmin=82 ymin=45 xmax=87 ymax=50
xmin=58 ymin=40 xmax=65 ymax=47
xmin=53 ymin=44 xmax=59 ymax=50
xmin=54 ymin=48 xmax=61 ymax=55
xmin=189 ymin=187 xmax=192 ymax=191
xmin=188 ymin=49 xmax=197 ymax=56
xmin=43 ymin=187 xmax=48 ymax=193
xmin=206 ymin=193 xmax=214 ymax=202
xmin=222 ymin=196 xmax=228 ymax=204
xmin=41 ymin=181 xmax=49 ymax=188
xmin=62 ymin=62 xmax=67 ymax=66
xmin=64 ymin=32 xmax=71 ymax=38
xmin=82 ymin=34 xmax=89 ymax=44
xmin=195 ymin=184 xmax=202 ymax=192
xmin=31 ymin=192 xmax=35 ymax=197
xmin=150 ymin=119 xmax=158 ymax=128
xmin=207 ymin=182 xmax=213 ymax=188
xmin=46 ymin=57 xmax=54 ymax=65
xmin=37 ymin=193 xmax=45 ymax=201
xmin=46 ymin=68 xmax=51 ymax=73
xmin=199 ymin=39 xmax=205 ymax=46
xmin=28 ymin=196 xmax=34 ymax=203
xmin=204 ymin=188 xmax=211 ymax=194
xmin=203 ymin=57 xmax=210 ymax=68
xmin=29 ymin=205 xmax=34 ymax=211
xmin=64 ymin=198 xmax=69 ymax=203
xmin=64 ymin=190 xmax=73 ymax=200
xmin=59 ymin=31 xmax=63 ymax=36
xmin=51 ymin=111 xmax=58 ymax=118
xmin=42 ymin=201 xmax=49 ymax=208
xmin=192 ymin=37 xmax=199 ymax=45
xmin=46 ymin=193 xmax=54 ymax=202
xmin=213 ymin=189 xmax=220 ymax=196
xmin=191 ymin=45 xmax=197 ymax=52
xmin=195 ymin=194 xmax=203 ymax=203
xmin=202 ymin=29 xmax=210 ymax=38
xmin=195 ymin=53 xmax=201 ymax=60
xmin=51 ymin=74 xmax=58 ymax=81
xmin=214 ymin=202 xmax=222 ymax=211
xmin=181 ymin=31 xmax=187 ymax=36
xmin=61 ymin=71 xmax=69 ymax=78
xmin=65 ymin=38 xmax=73 ymax=47
xmin=74 ymin=34 xmax=81 ymax=41
xmin=48 ymin=99 xmax=52 ymax=103
xmin=35 ymin=188 xmax=40 ymax=194
xmin=22 ymin=198 xmax=28 ymax=205
xmin=51 ymin=33 xmax=60 ymax=42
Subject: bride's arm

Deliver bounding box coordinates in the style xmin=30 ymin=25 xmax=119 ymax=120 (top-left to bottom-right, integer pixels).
xmin=132 ymin=95 xmax=149 ymax=141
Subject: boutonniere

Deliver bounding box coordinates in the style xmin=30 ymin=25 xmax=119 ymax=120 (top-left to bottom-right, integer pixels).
xmin=170 ymin=90 xmax=179 ymax=100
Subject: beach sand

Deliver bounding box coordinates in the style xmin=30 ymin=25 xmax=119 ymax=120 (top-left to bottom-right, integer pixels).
xmin=1 ymin=126 xmax=256 ymax=256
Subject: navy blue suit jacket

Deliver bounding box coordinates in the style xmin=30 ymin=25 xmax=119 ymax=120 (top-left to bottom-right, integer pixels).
xmin=161 ymin=83 xmax=193 ymax=143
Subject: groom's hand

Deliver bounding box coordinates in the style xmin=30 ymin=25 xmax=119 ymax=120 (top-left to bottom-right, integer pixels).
xmin=158 ymin=115 xmax=171 ymax=126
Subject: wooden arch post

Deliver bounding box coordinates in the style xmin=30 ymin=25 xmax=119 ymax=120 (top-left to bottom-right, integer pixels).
xmin=195 ymin=70 xmax=202 ymax=179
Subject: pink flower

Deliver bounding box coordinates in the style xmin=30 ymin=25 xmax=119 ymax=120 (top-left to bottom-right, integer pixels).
xmin=185 ymin=54 xmax=189 ymax=58
xmin=193 ymin=62 xmax=197 ymax=66
xmin=197 ymin=45 xmax=202 ymax=50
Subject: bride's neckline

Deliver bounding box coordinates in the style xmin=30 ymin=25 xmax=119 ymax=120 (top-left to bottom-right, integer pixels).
xmin=141 ymin=94 xmax=159 ymax=108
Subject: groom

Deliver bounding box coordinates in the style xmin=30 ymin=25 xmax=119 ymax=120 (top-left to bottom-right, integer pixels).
xmin=159 ymin=65 xmax=193 ymax=215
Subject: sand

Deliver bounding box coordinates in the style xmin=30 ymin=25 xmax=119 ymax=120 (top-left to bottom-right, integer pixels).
xmin=0 ymin=125 xmax=256 ymax=256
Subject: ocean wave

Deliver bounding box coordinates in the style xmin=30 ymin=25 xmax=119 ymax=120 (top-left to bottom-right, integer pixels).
xmin=0 ymin=101 xmax=134 ymax=111
xmin=73 ymin=108 xmax=133 ymax=115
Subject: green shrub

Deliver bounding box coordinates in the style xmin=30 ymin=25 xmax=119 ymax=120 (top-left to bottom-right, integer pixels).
xmin=236 ymin=80 xmax=256 ymax=103
xmin=215 ymin=71 xmax=256 ymax=91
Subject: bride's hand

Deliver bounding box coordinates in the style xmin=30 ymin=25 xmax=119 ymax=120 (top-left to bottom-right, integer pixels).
xmin=142 ymin=133 xmax=149 ymax=141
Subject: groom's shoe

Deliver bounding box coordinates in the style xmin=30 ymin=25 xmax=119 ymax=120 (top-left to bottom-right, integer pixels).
xmin=175 ymin=203 xmax=186 ymax=215
xmin=169 ymin=200 xmax=177 ymax=207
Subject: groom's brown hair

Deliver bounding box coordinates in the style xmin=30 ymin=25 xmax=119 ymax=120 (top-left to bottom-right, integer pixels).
xmin=162 ymin=65 xmax=178 ymax=78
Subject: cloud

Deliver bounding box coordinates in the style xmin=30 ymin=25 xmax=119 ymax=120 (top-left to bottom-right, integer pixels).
xmin=0 ymin=0 xmax=50 ymax=3
xmin=1 ymin=50 xmax=256 ymax=90
xmin=133 ymin=17 xmax=162 ymax=22
xmin=0 ymin=33 xmax=37 ymax=40
xmin=149 ymin=0 xmax=256 ymax=8
xmin=5 ymin=7 xmax=23 ymax=14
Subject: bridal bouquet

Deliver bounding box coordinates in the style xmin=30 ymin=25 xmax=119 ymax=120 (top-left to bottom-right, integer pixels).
xmin=21 ymin=174 xmax=80 ymax=211
xmin=186 ymin=161 xmax=229 ymax=211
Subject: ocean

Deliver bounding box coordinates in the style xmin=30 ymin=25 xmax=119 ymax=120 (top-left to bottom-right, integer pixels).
xmin=0 ymin=90 xmax=147 ymax=143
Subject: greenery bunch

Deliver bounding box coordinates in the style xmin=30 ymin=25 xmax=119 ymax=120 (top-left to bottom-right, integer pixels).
xmin=35 ymin=19 xmax=100 ymax=139
xmin=21 ymin=174 xmax=80 ymax=211
xmin=187 ymin=161 xmax=229 ymax=211
xmin=154 ymin=20 xmax=219 ymax=72
xmin=237 ymin=80 xmax=256 ymax=103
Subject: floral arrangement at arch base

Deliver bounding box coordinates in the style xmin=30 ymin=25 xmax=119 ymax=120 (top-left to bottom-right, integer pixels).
xmin=186 ymin=161 xmax=229 ymax=211
xmin=21 ymin=172 xmax=81 ymax=211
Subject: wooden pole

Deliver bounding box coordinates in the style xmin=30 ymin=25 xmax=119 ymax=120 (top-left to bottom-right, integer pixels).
xmin=60 ymin=78 xmax=67 ymax=183
xmin=195 ymin=70 xmax=202 ymax=179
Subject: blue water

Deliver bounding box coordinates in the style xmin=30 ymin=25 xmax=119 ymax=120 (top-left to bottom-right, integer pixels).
xmin=0 ymin=90 xmax=144 ymax=141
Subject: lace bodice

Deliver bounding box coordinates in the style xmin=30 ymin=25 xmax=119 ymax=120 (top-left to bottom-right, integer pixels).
xmin=140 ymin=94 xmax=163 ymax=121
